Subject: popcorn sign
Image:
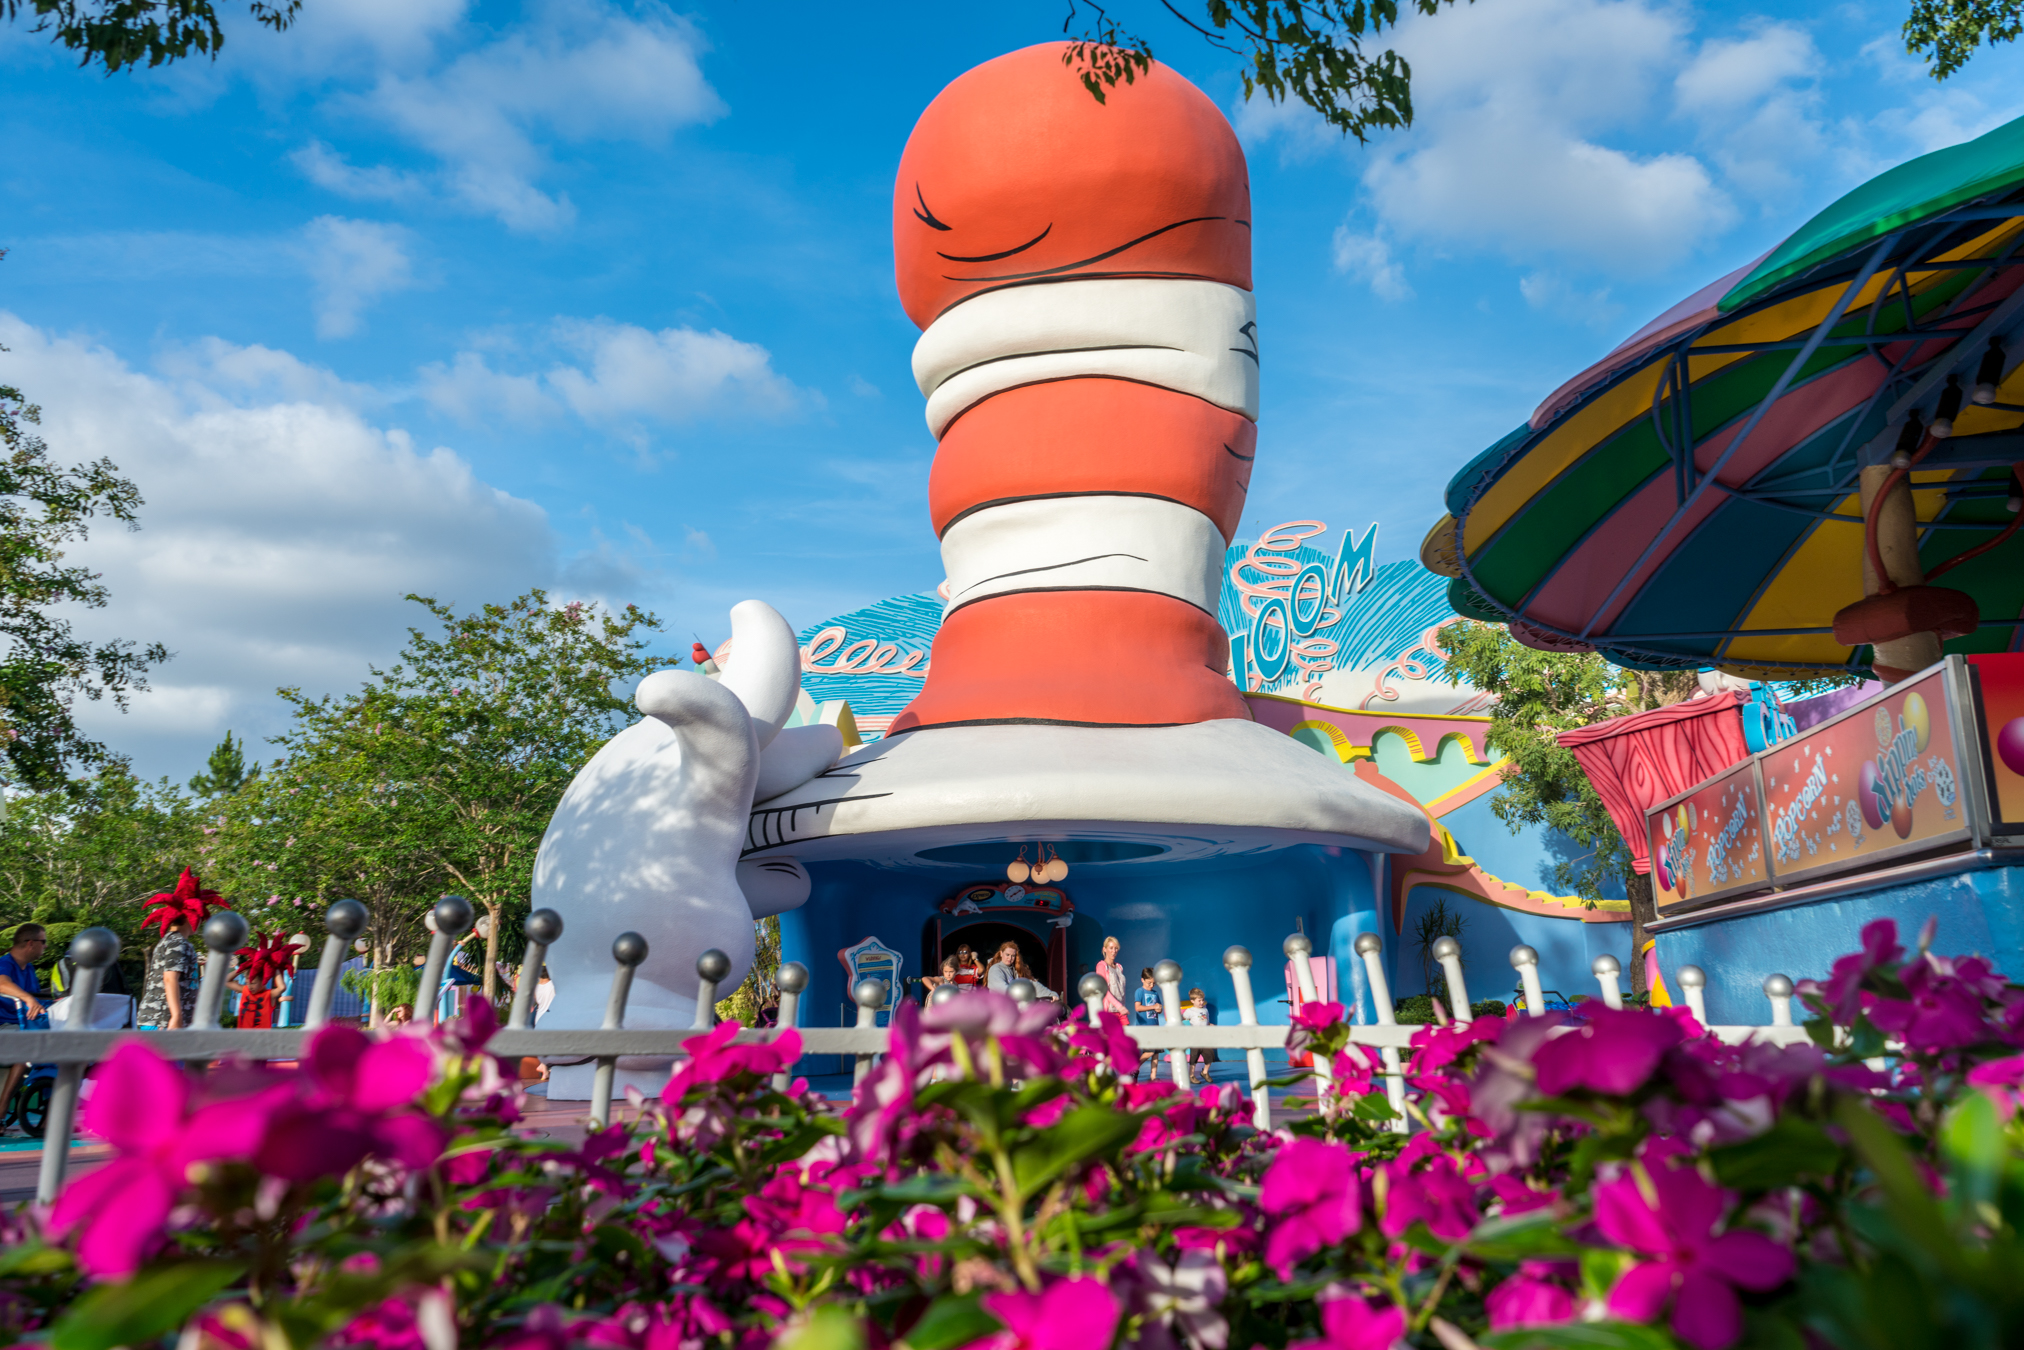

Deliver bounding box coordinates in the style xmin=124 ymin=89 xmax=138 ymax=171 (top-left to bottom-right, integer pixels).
xmin=1761 ymin=665 xmax=1966 ymax=887
xmin=1647 ymin=759 xmax=1768 ymax=914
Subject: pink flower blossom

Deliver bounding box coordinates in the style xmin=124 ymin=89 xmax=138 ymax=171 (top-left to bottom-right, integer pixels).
xmin=978 ymin=1276 xmax=1120 ymax=1350
xmin=1259 ymin=1136 xmax=1362 ymax=1278
xmin=1332 ymin=1044 xmax=1378 ymax=1095
xmin=1595 ymin=1162 xmax=1794 ymax=1350
xmin=1809 ymin=919 xmax=1903 ymax=1022
xmin=1486 ymin=1262 xmax=1578 ymax=1330
xmin=48 ymin=1042 xmax=287 ymax=1277
xmin=1532 ymin=1007 xmax=1685 ymax=1097
xmin=663 ymin=1019 xmax=804 ymax=1101
xmin=253 ymin=1024 xmax=444 ymax=1181
xmin=1068 ymin=1008 xmax=1141 ymax=1078
xmin=1967 ymin=1053 xmax=2024 ymax=1114
xmin=1378 ymin=1154 xmax=1477 ymax=1242
xmin=1287 ymin=1294 xmax=1405 ymax=1350
xmin=1867 ymin=959 xmax=1990 ymax=1053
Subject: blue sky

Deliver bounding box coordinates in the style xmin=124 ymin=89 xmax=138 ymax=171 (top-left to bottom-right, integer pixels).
xmin=4 ymin=0 xmax=2023 ymax=783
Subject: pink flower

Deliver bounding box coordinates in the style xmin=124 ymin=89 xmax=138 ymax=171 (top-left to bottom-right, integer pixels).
xmin=1532 ymin=1007 xmax=1685 ymax=1097
xmin=1068 ymin=1008 xmax=1141 ymax=1078
xmin=1484 ymin=1173 xmax=1558 ymax=1216
xmin=1379 ymin=1154 xmax=1477 ymax=1242
xmin=664 ymin=1019 xmax=804 ymax=1101
xmin=1811 ymin=919 xmax=1903 ymax=1022
xmin=1595 ymin=1162 xmax=1794 ymax=1350
xmin=253 ymin=1024 xmax=444 ymax=1181
xmin=843 ymin=1000 xmax=937 ymax=1168
xmin=1486 ymin=1262 xmax=1577 ymax=1330
xmin=48 ymin=1042 xmax=287 ymax=1277
xmin=1287 ymin=1294 xmax=1404 ymax=1350
xmin=978 ymin=1276 xmax=1119 ymax=1350
xmin=1259 ymin=1136 xmax=1362 ymax=1278
xmin=1867 ymin=960 xmax=1990 ymax=1053
xmin=1332 ymin=1044 xmax=1378 ymax=1095
xmin=1967 ymin=1053 xmax=2024 ymax=1114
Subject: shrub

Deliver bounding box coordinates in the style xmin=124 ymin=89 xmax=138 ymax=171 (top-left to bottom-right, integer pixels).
xmin=8 ymin=918 xmax=2024 ymax=1350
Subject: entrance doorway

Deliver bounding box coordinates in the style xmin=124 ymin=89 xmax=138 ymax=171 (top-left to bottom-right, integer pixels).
xmin=925 ymin=916 xmax=1066 ymax=996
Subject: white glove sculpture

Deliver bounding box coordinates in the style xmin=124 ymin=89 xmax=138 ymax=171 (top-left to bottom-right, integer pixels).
xmin=532 ymin=600 xmax=840 ymax=1055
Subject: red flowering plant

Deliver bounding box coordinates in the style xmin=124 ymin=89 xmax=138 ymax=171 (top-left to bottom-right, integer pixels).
xmin=6 ymin=923 xmax=2024 ymax=1350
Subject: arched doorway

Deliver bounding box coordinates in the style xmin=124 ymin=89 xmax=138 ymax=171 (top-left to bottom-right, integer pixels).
xmin=923 ymin=914 xmax=1066 ymax=995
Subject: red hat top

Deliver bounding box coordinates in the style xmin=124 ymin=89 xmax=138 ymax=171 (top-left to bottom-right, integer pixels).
xmin=235 ymin=930 xmax=300 ymax=988
xmin=892 ymin=43 xmax=1251 ymax=329
xmin=142 ymin=868 xmax=226 ymax=938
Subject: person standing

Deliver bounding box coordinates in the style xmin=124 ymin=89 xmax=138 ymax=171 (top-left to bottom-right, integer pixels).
xmin=1182 ymin=987 xmax=1213 ymax=1084
xmin=1094 ymin=935 xmax=1129 ymax=1017
xmin=138 ymin=915 xmax=200 ymax=1031
xmin=0 ymin=924 xmax=49 ymax=1133
xmin=1132 ymin=967 xmax=1163 ymax=1079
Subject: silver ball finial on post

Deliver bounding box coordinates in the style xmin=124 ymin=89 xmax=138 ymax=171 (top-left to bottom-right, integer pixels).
xmin=192 ymin=911 xmax=251 ymax=1031
xmin=67 ymin=927 xmax=120 ymax=970
xmin=507 ymin=908 xmax=564 ymax=1031
xmin=588 ymin=931 xmax=649 ymax=1130
xmin=1591 ymin=953 xmax=1624 ymax=1010
xmin=1077 ymin=972 xmax=1108 ymax=1023
xmin=1676 ymin=964 xmax=1709 ymax=1025
xmin=524 ymin=908 xmax=565 ymax=946
xmin=306 ymin=901 xmax=368 ymax=1029
xmin=691 ymin=946 xmax=729 ymax=1029
xmin=415 ymin=896 xmax=474 ymax=1024
xmin=1764 ymin=972 xmax=1795 ymax=1027
xmin=1430 ymin=936 xmax=1471 ymax=1024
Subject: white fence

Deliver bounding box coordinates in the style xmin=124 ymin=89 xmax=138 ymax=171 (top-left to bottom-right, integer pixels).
xmin=11 ymin=901 xmax=1813 ymax=1207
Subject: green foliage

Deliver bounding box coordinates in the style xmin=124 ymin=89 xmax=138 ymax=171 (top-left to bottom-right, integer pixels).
xmin=1063 ymin=0 xmax=1469 ymax=143
xmin=188 ymin=730 xmax=259 ymax=798
xmin=0 ymin=0 xmax=298 ymax=73
xmin=1434 ymin=621 xmax=1689 ymax=903
xmin=1392 ymin=994 xmax=1505 ymax=1024
xmin=210 ymin=591 xmax=673 ymax=994
xmin=339 ymin=962 xmax=421 ymax=1013
xmin=0 ymin=305 xmax=169 ymax=791
xmin=1904 ymin=0 xmax=2023 ymax=79
xmin=0 ymin=762 xmax=203 ymax=963
xmin=1411 ymin=892 xmax=1466 ymax=1002
xmin=716 ymin=915 xmax=781 ymax=1026
xmin=49 ymin=1261 xmax=243 ymax=1350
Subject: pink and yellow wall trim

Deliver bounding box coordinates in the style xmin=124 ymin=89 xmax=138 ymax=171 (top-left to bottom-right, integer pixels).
xmin=1248 ymin=690 xmax=1631 ymax=931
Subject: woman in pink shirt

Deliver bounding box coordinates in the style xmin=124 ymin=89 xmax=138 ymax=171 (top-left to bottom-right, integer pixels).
xmin=1094 ymin=935 xmax=1129 ymax=1017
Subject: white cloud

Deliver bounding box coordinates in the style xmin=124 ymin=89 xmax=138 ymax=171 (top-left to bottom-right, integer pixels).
xmin=1518 ymin=271 xmax=1623 ymax=327
xmin=1675 ymin=24 xmax=1827 ymax=202
xmin=0 ymin=312 xmax=561 ymax=780
xmin=1331 ymin=227 xmax=1413 ymax=300
xmin=545 ymin=319 xmax=802 ymax=424
xmin=330 ymin=0 xmax=727 ymax=231
xmin=1675 ymin=24 xmax=1820 ymax=115
xmin=417 ymin=350 xmax=561 ymax=423
xmin=302 ymin=216 xmax=418 ymax=338
xmin=291 ymin=142 xmax=429 ymax=204
xmin=1365 ymin=0 xmax=1735 ymax=274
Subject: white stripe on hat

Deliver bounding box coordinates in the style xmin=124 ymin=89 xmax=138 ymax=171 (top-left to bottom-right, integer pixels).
xmin=938 ymin=494 xmax=1225 ymax=616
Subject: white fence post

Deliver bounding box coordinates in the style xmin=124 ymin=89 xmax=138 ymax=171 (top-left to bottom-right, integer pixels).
xmin=1354 ymin=933 xmax=1408 ymax=1134
xmin=192 ymin=911 xmax=250 ymax=1032
xmin=1223 ymin=945 xmax=1270 ymax=1130
xmin=36 ymin=928 xmax=117 ymax=1204
xmin=1282 ymin=934 xmax=1334 ymax=1092
xmin=1764 ymin=973 xmax=1795 ymax=1027
xmin=304 ymin=899 xmax=368 ymax=1030
xmin=1592 ymin=954 xmax=1624 ymax=1011
xmin=1677 ymin=964 xmax=1710 ymax=1025
xmin=851 ymin=978 xmax=887 ymax=1087
xmin=1510 ymin=944 xmax=1547 ymax=1018
xmin=1154 ymin=959 xmax=1188 ymax=1088
xmin=508 ymin=908 xmax=562 ymax=1031
xmin=1432 ymin=936 xmax=1471 ymax=1024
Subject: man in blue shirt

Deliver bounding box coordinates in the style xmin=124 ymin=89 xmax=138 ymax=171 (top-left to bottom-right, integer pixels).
xmin=1 ymin=924 xmax=49 ymax=1133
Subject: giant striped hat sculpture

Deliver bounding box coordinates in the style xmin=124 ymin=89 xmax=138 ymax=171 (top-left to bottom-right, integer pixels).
xmin=744 ymin=46 xmax=1424 ymax=863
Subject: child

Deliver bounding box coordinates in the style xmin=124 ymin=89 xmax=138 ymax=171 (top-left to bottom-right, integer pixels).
xmin=922 ymin=956 xmax=961 ymax=995
xmin=1133 ymin=968 xmax=1163 ymax=1079
xmin=951 ymin=944 xmax=983 ymax=986
xmin=1182 ymin=987 xmax=1212 ymax=1084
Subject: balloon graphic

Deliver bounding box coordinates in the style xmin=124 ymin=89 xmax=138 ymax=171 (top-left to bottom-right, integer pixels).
xmin=1891 ymin=798 xmax=1914 ymax=839
xmin=1858 ymin=761 xmax=1887 ymax=831
xmin=1997 ymin=715 xmax=2024 ymax=777
xmin=1901 ymin=692 xmax=1931 ymax=752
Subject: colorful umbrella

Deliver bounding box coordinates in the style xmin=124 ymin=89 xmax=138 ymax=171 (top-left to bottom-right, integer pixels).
xmin=1431 ymin=114 xmax=2024 ymax=679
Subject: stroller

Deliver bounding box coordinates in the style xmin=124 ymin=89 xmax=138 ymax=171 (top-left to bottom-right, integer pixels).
xmin=2 ymin=1011 xmax=56 ymax=1139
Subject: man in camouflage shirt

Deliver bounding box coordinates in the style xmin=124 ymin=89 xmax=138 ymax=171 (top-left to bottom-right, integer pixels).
xmin=139 ymin=916 xmax=200 ymax=1029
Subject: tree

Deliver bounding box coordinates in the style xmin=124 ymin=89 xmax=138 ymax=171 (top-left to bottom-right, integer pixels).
xmin=0 ymin=294 xmax=170 ymax=791
xmin=2 ymin=0 xmax=298 ymax=73
xmin=1065 ymin=2 xmax=2023 ymax=144
xmin=230 ymin=591 xmax=676 ymax=1003
xmin=188 ymin=730 xmax=260 ymax=797
xmin=1904 ymin=0 xmax=2022 ymax=77
xmin=1435 ymin=622 xmax=1701 ymax=995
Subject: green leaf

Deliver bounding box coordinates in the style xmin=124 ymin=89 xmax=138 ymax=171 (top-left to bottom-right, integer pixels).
xmin=1710 ymin=1116 xmax=1841 ymax=1191
xmin=50 ymin=1261 xmax=245 ymax=1350
xmin=1579 ymin=1248 xmax=1635 ymax=1304
xmin=1940 ymin=1089 xmax=2004 ymax=1212
xmin=901 ymin=1293 xmax=1000 ymax=1350
xmin=1463 ymin=1210 xmax=1581 ymax=1261
xmin=778 ymin=1306 xmax=867 ymax=1350
xmin=1009 ymin=1104 xmax=1142 ymax=1196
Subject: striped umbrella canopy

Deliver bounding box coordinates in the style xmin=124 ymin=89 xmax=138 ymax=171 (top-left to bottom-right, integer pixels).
xmin=1429 ymin=114 xmax=2024 ymax=678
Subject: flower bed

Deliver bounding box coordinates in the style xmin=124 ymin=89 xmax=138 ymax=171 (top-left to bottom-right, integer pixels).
xmin=7 ymin=919 xmax=2024 ymax=1350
